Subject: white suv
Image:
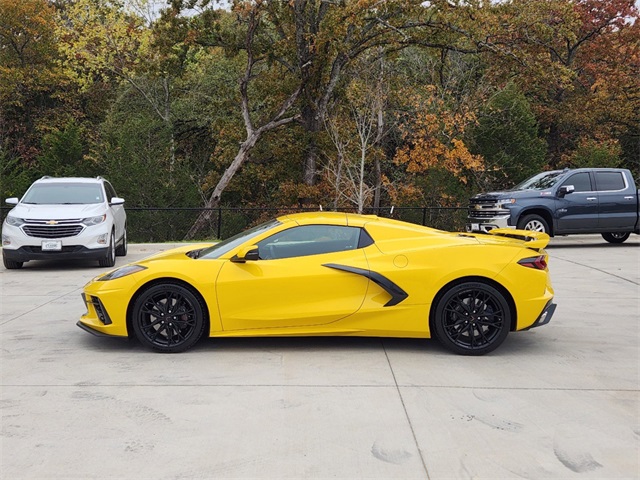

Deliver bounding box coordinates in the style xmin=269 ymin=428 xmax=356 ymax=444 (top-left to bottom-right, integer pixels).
xmin=2 ymin=177 xmax=127 ymax=269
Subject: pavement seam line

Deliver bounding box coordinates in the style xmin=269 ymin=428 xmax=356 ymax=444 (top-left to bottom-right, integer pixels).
xmin=382 ymin=340 xmax=432 ymax=480
xmin=552 ymin=255 xmax=639 ymax=285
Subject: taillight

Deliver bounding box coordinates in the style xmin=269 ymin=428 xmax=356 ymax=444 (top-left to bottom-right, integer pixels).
xmin=518 ymin=255 xmax=547 ymax=270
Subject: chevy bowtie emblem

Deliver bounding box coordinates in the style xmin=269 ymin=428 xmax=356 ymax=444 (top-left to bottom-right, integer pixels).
xmin=46 ymin=220 xmax=59 ymax=225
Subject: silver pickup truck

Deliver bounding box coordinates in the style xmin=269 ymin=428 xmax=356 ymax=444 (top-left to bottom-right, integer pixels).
xmin=466 ymin=168 xmax=640 ymax=243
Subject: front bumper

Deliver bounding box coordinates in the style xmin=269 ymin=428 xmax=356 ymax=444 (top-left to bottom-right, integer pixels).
xmin=466 ymin=215 xmax=514 ymax=233
xmin=3 ymin=245 xmax=108 ymax=262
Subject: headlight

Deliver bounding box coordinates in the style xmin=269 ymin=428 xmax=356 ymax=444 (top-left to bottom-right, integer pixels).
xmin=82 ymin=214 xmax=107 ymax=226
xmin=496 ymin=199 xmax=516 ymax=208
xmin=5 ymin=215 xmax=24 ymax=227
xmin=98 ymin=264 xmax=147 ymax=281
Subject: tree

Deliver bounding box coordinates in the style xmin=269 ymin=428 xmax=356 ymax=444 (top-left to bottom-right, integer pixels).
xmin=468 ymin=82 xmax=547 ymax=189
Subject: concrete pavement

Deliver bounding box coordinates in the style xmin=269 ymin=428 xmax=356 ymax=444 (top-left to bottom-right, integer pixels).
xmin=1 ymin=235 xmax=638 ymax=479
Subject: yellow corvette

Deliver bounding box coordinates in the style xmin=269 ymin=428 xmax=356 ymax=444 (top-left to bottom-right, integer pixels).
xmin=78 ymin=212 xmax=555 ymax=355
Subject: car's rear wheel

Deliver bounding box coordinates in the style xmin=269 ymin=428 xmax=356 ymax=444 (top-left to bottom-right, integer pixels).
xmin=433 ymin=282 xmax=511 ymax=355
xmin=131 ymin=283 xmax=206 ymax=353
xmin=115 ymin=226 xmax=127 ymax=256
xmin=98 ymin=231 xmax=116 ymax=268
xmin=517 ymin=214 xmax=549 ymax=233
xmin=3 ymin=252 xmax=23 ymax=269
xmin=601 ymin=232 xmax=630 ymax=244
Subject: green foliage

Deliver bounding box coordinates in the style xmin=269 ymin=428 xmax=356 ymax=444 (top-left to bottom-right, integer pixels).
xmin=37 ymin=121 xmax=93 ymax=177
xmin=468 ymin=82 xmax=547 ymax=189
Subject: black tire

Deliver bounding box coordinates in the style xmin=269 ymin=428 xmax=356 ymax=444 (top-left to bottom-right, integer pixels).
xmin=432 ymin=281 xmax=511 ymax=356
xmin=98 ymin=231 xmax=116 ymax=268
xmin=601 ymin=232 xmax=630 ymax=244
xmin=517 ymin=214 xmax=550 ymax=234
xmin=3 ymin=253 xmax=23 ymax=269
xmin=115 ymin=227 xmax=127 ymax=256
xmin=131 ymin=283 xmax=206 ymax=353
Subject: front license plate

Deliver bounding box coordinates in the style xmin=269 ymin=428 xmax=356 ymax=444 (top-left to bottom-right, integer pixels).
xmin=471 ymin=223 xmax=479 ymax=231
xmin=42 ymin=240 xmax=62 ymax=251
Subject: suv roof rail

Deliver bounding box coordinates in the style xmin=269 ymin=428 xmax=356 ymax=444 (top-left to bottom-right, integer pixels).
xmin=40 ymin=175 xmax=52 ymax=179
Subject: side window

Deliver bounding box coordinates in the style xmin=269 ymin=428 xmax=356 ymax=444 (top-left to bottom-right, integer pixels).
xmin=595 ymin=172 xmax=625 ymax=191
xmin=103 ymin=182 xmax=116 ymax=201
xmin=561 ymin=172 xmax=592 ymax=192
xmin=257 ymin=225 xmax=362 ymax=260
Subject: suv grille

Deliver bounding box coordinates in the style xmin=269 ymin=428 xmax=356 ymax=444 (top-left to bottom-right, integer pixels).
xmin=22 ymin=219 xmax=84 ymax=238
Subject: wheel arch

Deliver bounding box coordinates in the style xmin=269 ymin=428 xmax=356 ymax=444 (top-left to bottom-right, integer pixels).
xmin=126 ymin=277 xmax=210 ymax=338
xmin=428 ymin=276 xmax=518 ymax=333
xmin=516 ymin=208 xmax=554 ymax=236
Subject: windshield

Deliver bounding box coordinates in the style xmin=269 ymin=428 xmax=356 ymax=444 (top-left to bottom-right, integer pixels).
xmin=514 ymin=171 xmax=564 ymax=191
xmin=198 ymin=219 xmax=282 ymax=259
xmin=21 ymin=183 xmax=104 ymax=204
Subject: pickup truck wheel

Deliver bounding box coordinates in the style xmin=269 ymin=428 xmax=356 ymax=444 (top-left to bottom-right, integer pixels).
xmin=517 ymin=214 xmax=549 ymax=234
xmin=602 ymin=232 xmax=630 ymax=244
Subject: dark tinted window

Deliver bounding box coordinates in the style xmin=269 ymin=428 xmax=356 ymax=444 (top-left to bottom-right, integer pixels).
xmin=257 ymin=225 xmax=362 ymax=260
xmin=561 ymin=172 xmax=592 ymax=192
xmin=104 ymin=181 xmax=117 ymax=200
xmin=595 ymin=172 xmax=625 ymax=191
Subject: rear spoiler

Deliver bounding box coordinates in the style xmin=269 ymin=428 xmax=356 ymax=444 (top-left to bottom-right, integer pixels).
xmin=486 ymin=228 xmax=550 ymax=250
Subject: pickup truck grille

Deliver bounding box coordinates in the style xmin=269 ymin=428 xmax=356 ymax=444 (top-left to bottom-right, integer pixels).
xmin=22 ymin=219 xmax=84 ymax=238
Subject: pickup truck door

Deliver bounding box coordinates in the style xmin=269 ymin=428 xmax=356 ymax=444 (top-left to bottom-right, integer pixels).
xmin=595 ymin=170 xmax=637 ymax=231
xmin=555 ymin=172 xmax=599 ymax=233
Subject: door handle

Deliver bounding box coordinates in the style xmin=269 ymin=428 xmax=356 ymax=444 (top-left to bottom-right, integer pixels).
xmin=624 ymin=196 xmax=634 ymax=200
xmin=586 ymin=197 xmax=597 ymax=201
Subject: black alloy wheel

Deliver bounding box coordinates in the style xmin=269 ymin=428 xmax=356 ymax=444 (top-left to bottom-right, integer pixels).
xmin=433 ymin=282 xmax=511 ymax=355
xmin=601 ymin=232 xmax=630 ymax=244
xmin=131 ymin=283 xmax=206 ymax=353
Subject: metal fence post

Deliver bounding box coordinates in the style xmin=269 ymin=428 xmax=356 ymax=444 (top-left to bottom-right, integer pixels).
xmin=216 ymin=207 xmax=222 ymax=240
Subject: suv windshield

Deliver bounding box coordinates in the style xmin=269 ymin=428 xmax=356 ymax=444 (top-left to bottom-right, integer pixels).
xmin=198 ymin=219 xmax=282 ymax=259
xmin=21 ymin=183 xmax=104 ymax=204
xmin=514 ymin=171 xmax=565 ymax=191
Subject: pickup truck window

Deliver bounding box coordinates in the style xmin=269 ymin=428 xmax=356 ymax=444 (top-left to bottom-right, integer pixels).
xmin=561 ymin=172 xmax=592 ymax=192
xmin=595 ymin=171 xmax=626 ymax=191
xmin=515 ymin=171 xmax=564 ymax=191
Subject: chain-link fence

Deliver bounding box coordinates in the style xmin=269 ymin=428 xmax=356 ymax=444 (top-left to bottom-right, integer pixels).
xmin=1 ymin=205 xmax=468 ymax=243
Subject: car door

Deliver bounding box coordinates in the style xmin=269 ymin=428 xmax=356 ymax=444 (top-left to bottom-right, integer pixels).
xmin=215 ymin=225 xmax=370 ymax=331
xmin=595 ymin=171 xmax=636 ymax=231
xmin=555 ymin=171 xmax=599 ymax=232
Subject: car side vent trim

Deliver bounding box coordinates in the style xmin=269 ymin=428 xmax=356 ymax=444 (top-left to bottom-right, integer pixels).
xmin=322 ymin=263 xmax=408 ymax=307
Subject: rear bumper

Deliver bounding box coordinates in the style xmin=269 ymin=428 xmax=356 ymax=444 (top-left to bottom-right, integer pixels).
xmin=524 ymin=300 xmax=556 ymax=330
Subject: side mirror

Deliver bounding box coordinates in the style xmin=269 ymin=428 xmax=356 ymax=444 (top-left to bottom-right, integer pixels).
xmin=558 ymin=185 xmax=574 ymax=197
xmin=5 ymin=197 xmax=18 ymax=205
xmin=231 ymin=245 xmax=260 ymax=263
xmin=110 ymin=197 xmax=125 ymax=206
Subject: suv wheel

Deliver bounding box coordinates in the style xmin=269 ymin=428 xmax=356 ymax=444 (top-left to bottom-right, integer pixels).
xmin=98 ymin=232 xmax=116 ymax=268
xmin=115 ymin=227 xmax=127 ymax=256
xmin=3 ymin=252 xmax=23 ymax=269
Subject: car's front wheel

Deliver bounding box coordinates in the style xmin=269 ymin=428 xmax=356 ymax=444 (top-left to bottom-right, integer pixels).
xmin=517 ymin=214 xmax=550 ymax=234
xmin=115 ymin=226 xmax=127 ymax=256
xmin=3 ymin=252 xmax=23 ymax=269
xmin=602 ymin=232 xmax=630 ymax=244
xmin=98 ymin=231 xmax=116 ymax=268
xmin=432 ymin=281 xmax=511 ymax=355
xmin=131 ymin=283 xmax=206 ymax=353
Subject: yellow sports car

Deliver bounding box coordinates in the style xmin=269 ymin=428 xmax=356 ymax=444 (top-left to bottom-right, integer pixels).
xmin=78 ymin=212 xmax=555 ymax=355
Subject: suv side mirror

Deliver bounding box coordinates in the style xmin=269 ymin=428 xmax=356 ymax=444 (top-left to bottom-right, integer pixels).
xmin=5 ymin=197 xmax=18 ymax=205
xmin=558 ymin=185 xmax=574 ymax=197
xmin=231 ymin=245 xmax=260 ymax=263
xmin=109 ymin=197 xmax=125 ymax=206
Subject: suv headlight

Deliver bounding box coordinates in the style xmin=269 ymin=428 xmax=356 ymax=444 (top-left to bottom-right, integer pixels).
xmin=82 ymin=214 xmax=106 ymax=226
xmin=5 ymin=215 xmax=24 ymax=227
